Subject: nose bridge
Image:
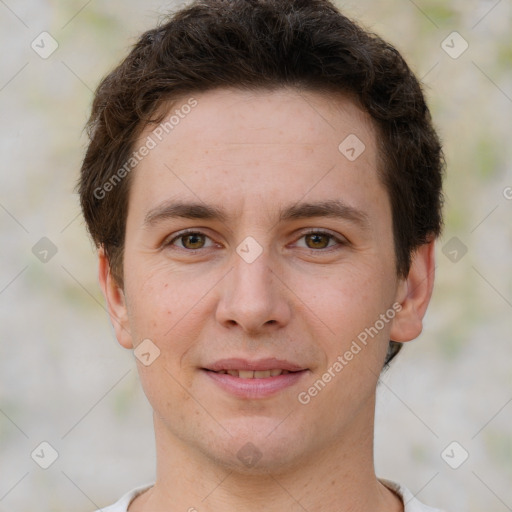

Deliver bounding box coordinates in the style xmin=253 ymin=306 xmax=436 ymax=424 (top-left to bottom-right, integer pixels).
xmin=234 ymin=242 xmax=272 ymax=295
xmin=216 ymin=237 xmax=290 ymax=332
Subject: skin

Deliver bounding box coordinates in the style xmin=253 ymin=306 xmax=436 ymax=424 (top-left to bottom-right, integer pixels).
xmin=99 ymin=87 xmax=435 ymax=512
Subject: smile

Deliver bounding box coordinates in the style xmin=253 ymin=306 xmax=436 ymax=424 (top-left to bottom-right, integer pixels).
xmin=202 ymin=367 xmax=308 ymax=399
xmin=210 ymin=369 xmax=294 ymax=378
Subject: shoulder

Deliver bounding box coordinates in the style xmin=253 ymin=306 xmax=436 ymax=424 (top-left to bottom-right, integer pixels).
xmin=93 ymin=484 xmax=153 ymax=512
xmin=379 ymin=479 xmax=446 ymax=512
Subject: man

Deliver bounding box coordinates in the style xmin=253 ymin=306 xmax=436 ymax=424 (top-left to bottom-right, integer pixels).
xmin=79 ymin=0 xmax=445 ymax=510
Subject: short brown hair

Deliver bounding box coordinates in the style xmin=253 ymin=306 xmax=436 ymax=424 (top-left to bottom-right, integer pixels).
xmin=78 ymin=0 xmax=445 ymax=366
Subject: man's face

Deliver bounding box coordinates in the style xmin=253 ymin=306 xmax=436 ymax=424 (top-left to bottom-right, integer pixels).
xmin=107 ymin=88 xmax=409 ymax=471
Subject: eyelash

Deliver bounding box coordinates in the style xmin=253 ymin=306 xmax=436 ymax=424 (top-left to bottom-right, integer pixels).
xmin=163 ymin=228 xmax=348 ymax=253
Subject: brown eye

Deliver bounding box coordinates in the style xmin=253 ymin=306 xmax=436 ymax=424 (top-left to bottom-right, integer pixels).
xmin=165 ymin=231 xmax=214 ymax=251
xmin=294 ymin=230 xmax=348 ymax=252
xmin=304 ymin=232 xmax=332 ymax=249
xmin=180 ymin=233 xmax=206 ymax=250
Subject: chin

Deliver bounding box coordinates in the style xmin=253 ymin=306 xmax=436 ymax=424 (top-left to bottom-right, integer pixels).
xmin=203 ymin=418 xmax=310 ymax=474
xmin=211 ymin=444 xmax=305 ymax=475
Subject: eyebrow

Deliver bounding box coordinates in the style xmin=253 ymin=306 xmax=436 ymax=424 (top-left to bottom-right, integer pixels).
xmin=143 ymin=199 xmax=370 ymax=231
xmin=144 ymin=201 xmax=229 ymax=226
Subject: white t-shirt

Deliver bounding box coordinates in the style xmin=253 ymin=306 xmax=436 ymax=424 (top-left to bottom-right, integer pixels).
xmin=95 ymin=479 xmax=445 ymax=511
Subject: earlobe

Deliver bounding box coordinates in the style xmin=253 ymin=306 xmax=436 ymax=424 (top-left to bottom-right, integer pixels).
xmin=390 ymin=240 xmax=436 ymax=343
xmin=98 ymin=247 xmax=134 ymax=349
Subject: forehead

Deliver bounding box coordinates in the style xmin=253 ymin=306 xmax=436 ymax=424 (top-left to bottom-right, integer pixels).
xmin=149 ymin=87 xmax=376 ymax=150
xmin=128 ymin=87 xmax=385 ymax=224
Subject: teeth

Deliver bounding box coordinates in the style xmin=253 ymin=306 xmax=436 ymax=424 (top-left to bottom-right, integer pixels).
xmin=254 ymin=370 xmax=271 ymax=378
xmin=216 ymin=369 xmax=291 ymax=378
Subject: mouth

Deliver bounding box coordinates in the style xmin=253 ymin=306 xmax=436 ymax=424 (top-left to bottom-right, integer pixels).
xmin=205 ymin=369 xmax=297 ymax=378
xmin=201 ymin=358 xmax=309 ymax=398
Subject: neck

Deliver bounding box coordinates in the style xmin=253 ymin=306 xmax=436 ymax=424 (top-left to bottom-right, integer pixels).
xmin=131 ymin=395 xmax=403 ymax=512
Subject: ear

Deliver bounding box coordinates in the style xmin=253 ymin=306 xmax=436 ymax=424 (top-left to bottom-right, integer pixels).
xmin=98 ymin=246 xmax=134 ymax=349
xmin=390 ymin=240 xmax=436 ymax=342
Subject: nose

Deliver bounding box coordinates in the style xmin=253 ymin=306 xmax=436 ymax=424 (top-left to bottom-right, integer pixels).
xmin=215 ymin=246 xmax=292 ymax=335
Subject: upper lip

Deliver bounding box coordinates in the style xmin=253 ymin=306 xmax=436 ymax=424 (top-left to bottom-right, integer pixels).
xmin=204 ymin=358 xmax=307 ymax=372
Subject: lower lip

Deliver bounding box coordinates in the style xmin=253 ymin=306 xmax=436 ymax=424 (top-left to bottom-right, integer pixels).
xmin=203 ymin=369 xmax=308 ymax=399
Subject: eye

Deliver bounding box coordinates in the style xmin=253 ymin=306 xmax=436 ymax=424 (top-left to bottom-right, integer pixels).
xmin=164 ymin=230 xmax=215 ymax=251
xmin=163 ymin=229 xmax=347 ymax=253
xmin=295 ymin=230 xmax=347 ymax=251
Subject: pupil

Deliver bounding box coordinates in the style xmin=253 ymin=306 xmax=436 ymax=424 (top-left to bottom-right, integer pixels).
xmin=308 ymin=234 xmax=326 ymax=248
xmin=186 ymin=234 xmax=203 ymax=248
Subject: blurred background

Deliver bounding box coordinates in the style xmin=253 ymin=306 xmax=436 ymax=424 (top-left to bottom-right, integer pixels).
xmin=0 ymin=0 xmax=511 ymax=510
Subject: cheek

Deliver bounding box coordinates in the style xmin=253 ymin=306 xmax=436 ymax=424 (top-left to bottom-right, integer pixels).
xmin=124 ymin=262 xmax=182 ymax=346
xmin=127 ymin=278 xmax=168 ymax=331
xmin=124 ymin=264 xmax=210 ymax=367
xmin=303 ymin=264 xmax=393 ymax=343
xmin=300 ymin=269 xmax=394 ymax=409
xmin=124 ymin=269 xmax=201 ymax=403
